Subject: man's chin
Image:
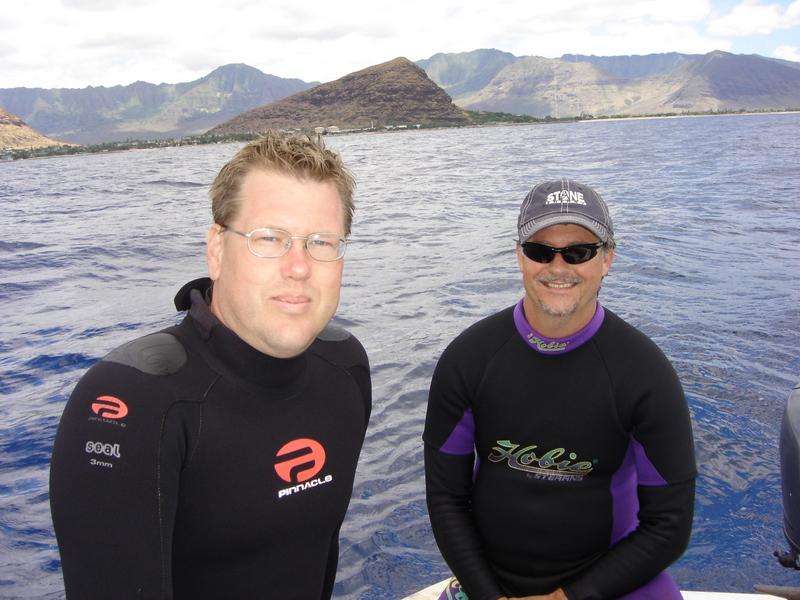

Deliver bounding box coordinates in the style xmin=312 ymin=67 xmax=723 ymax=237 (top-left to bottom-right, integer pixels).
xmin=540 ymin=303 xmax=578 ymax=319
xmin=264 ymin=323 xmax=331 ymax=358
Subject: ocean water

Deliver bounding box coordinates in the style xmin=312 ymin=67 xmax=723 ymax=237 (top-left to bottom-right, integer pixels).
xmin=1 ymin=113 xmax=799 ymax=599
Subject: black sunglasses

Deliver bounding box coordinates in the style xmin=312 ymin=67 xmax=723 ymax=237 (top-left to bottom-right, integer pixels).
xmin=520 ymin=241 xmax=607 ymax=264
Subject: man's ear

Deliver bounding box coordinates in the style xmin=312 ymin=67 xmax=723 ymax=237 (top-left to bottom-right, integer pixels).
xmin=601 ymin=247 xmax=615 ymax=278
xmin=207 ymin=224 xmax=225 ymax=281
xmin=515 ymin=244 xmax=525 ymax=273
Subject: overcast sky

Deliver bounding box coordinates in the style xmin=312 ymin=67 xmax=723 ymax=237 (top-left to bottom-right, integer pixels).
xmin=2 ymin=0 xmax=799 ymax=89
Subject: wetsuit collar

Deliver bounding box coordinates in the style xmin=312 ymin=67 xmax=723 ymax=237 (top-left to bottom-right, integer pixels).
xmin=513 ymin=299 xmax=605 ymax=355
xmin=178 ymin=278 xmax=308 ymax=391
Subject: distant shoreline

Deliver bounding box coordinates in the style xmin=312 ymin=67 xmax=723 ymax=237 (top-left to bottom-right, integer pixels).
xmin=3 ymin=108 xmax=798 ymax=161
xmin=575 ymin=109 xmax=800 ymax=124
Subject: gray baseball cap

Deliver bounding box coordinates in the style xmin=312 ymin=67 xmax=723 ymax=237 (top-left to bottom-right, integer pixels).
xmin=517 ymin=179 xmax=614 ymax=243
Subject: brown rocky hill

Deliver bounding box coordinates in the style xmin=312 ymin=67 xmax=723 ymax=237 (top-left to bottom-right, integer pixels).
xmin=0 ymin=107 xmax=67 ymax=149
xmin=210 ymin=57 xmax=469 ymax=134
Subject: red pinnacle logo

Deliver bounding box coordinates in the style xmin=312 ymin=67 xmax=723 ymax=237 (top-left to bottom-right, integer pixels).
xmin=274 ymin=438 xmax=326 ymax=483
xmin=91 ymin=395 xmax=129 ymax=420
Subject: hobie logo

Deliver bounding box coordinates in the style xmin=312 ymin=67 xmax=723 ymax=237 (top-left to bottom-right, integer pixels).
xmin=274 ymin=438 xmax=326 ymax=483
xmin=91 ymin=395 xmax=129 ymax=420
xmin=488 ymin=439 xmax=595 ymax=482
xmin=525 ymin=334 xmax=568 ymax=353
xmin=546 ymin=190 xmax=586 ymax=205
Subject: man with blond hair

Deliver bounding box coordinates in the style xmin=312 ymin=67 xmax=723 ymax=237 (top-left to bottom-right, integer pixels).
xmin=51 ymin=131 xmax=371 ymax=599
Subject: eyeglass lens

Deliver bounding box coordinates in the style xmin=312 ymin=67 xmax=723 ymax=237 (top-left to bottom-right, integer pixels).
xmin=521 ymin=242 xmax=601 ymax=264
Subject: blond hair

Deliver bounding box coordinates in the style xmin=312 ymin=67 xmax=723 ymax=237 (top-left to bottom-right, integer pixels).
xmin=210 ymin=130 xmax=356 ymax=235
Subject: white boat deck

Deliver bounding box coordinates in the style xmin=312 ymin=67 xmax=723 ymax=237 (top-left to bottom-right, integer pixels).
xmin=400 ymin=579 xmax=785 ymax=599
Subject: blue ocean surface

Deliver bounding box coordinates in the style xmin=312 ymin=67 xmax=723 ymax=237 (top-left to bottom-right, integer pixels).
xmin=1 ymin=113 xmax=799 ymax=599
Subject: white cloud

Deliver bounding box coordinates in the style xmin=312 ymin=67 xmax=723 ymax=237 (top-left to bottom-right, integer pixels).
xmin=60 ymin=0 xmax=155 ymax=10
xmin=786 ymin=0 xmax=800 ymax=23
xmin=0 ymin=0 xmax=792 ymax=89
xmin=0 ymin=41 xmax=14 ymax=59
xmin=773 ymin=44 xmax=800 ymax=60
xmin=477 ymin=0 xmax=725 ymax=58
xmin=577 ymin=0 xmax=712 ymax=23
xmin=77 ymin=33 xmax=166 ymax=50
xmin=708 ymin=0 xmax=800 ymax=36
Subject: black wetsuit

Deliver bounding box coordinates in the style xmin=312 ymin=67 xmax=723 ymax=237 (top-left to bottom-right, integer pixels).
xmin=424 ymin=302 xmax=696 ymax=600
xmin=50 ymin=278 xmax=371 ymax=600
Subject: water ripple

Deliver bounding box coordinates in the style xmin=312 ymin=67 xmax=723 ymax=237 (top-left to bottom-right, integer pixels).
xmin=0 ymin=116 xmax=798 ymax=596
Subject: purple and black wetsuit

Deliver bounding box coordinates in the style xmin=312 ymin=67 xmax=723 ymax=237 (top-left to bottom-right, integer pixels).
xmin=424 ymin=300 xmax=696 ymax=600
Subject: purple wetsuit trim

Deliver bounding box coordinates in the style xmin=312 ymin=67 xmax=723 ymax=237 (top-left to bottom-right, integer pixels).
xmin=633 ymin=435 xmax=669 ymax=486
xmin=609 ymin=436 xmax=680 ymax=600
xmin=440 ymin=409 xmax=475 ymax=455
xmin=609 ymin=439 xmax=639 ymax=545
xmin=513 ymin=299 xmax=605 ymax=355
xmin=610 ymin=435 xmax=669 ymax=544
xmin=618 ymin=570 xmax=682 ymax=600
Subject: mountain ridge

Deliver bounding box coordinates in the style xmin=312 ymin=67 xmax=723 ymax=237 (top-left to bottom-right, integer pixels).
xmin=0 ymin=64 xmax=315 ymax=144
xmin=422 ymin=49 xmax=800 ymax=117
xmin=3 ymin=49 xmax=799 ymax=148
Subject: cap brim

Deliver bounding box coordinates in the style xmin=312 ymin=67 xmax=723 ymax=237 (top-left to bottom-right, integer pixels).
xmin=519 ymin=213 xmax=610 ymax=243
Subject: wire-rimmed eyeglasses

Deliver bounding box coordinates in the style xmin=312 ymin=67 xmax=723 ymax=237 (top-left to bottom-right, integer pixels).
xmin=223 ymin=227 xmax=347 ymax=262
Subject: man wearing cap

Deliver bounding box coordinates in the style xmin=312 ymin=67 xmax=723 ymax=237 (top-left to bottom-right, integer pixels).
xmin=424 ymin=180 xmax=696 ymax=600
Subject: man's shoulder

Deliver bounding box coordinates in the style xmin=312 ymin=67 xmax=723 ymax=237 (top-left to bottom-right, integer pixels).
xmin=597 ymin=307 xmax=670 ymax=361
xmin=450 ymin=305 xmax=516 ymax=347
xmin=72 ymin=330 xmax=190 ymax=397
xmin=102 ymin=331 xmax=188 ymax=376
xmin=436 ymin=305 xmax=517 ymax=370
xmin=601 ymin=308 xmax=653 ymax=340
xmin=309 ymin=322 xmax=368 ymax=370
xmin=65 ymin=329 xmax=199 ymax=422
